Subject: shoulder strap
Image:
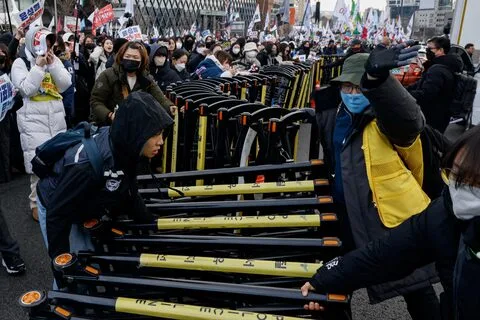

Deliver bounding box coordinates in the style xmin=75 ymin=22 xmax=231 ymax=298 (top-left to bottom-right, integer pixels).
xmin=21 ymin=56 xmax=31 ymax=70
xmin=81 ymin=123 xmax=104 ymax=181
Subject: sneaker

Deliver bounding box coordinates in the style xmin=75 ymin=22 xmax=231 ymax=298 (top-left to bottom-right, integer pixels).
xmin=2 ymin=254 xmax=26 ymax=275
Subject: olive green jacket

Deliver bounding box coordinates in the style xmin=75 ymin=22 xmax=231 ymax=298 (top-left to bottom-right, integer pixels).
xmin=90 ymin=63 xmax=173 ymax=126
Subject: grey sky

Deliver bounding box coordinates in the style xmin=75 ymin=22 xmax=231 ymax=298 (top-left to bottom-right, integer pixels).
xmin=320 ymin=0 xmax=386 ymax=12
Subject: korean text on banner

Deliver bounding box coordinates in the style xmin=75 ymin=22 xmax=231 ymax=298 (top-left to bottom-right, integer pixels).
xmin=0 ymin=75 xmax=17 ymax=122
xmin=14 ymin=0 xmax=44 ymax=29
xmin=118 ymin=26 xmax=142 ymax=41
xmin=93 ymin=4 xmax=115 ymax=30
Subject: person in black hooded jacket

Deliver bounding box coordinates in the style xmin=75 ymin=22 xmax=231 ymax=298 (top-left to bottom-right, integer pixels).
xmin=36 ymin=91 xmax=173 ymax=261
xmin=149 ymin=45 xmax=181 ymax=91
xmin=407 ymin=36 xmax=463 ymax=133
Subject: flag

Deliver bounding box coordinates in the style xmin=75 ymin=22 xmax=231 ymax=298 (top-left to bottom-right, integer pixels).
xmin=10 ymin=0 xmax=19 ymax=14
xmin=302 ymin=0 xmax=312 ymax=33
xmin=190 ymin=22 xmax=197 ymax=34
xmin=118 ymin=0 xmax=134 ymax=26
xmin=264 ymin=12 xmax=270 ymax=31
xmin=47 ymin=17 xmax=54 ymax=31
xmin=314 ymin=1 xmax=320 ymax=24
xmin=406 ymin=13 xmax=414 ymax=38
xmin=247 ymin=4 xmax=261 ymax=33
xmin=153 ymin=26 xmax=160 ymax=38
xmin=281 ymin=0 xmax=290 ymax=23
xmin=334 ymin=0 xmax=350 ymax=23
xmin=87 ymin=10 xmax=96 ymax=24
xmin=225 ymin=0 xmax=233 ymax=27
xmin=365 ymin=9 xmax=374 ymax=28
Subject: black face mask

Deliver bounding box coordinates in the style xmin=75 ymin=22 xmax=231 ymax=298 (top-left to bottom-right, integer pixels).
xmin=85 ymin=43 xmax=96 ymax=50
xmin=122 ymin=59 xmax=141 ymax=72
xmin=426 ymin=48 xmax=436 ymax=61
xmin=0 ymin=56 xmax=6 ymax=64
xmin=206 ymin=41 xmax=214 ymax=49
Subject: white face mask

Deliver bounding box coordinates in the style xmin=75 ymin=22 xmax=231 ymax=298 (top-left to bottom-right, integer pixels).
xmin=245 ymin=51 xmax=257 ymax=59
xmin=232 ymin=48 xmax=240 ymax=55
xmin=154 ymin=56 xmax=166 ymax=67
xmin=197 ymin=47 xmax=206 ymax=54
xmin=176 ymin=42 xmax=183 ymax=49
xmin=449 ymin=179 xmax=480 ymax=220
xmin=175 ymin=63 xmax=186 ymax=72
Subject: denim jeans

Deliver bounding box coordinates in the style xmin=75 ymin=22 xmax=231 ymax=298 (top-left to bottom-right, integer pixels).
xmin=37 ymin=198 xmax=95 ymax=289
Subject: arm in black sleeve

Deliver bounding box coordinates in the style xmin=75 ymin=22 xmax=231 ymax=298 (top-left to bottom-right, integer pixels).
xmin=8 ymin=38 xmax=19 ymax=59
xmin=46 ymin=164 xmax=97 ymax=259
xmin=361 ymin=74 xmax=425 ymax=147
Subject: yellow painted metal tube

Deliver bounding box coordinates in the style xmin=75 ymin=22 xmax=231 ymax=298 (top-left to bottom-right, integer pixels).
xmin=260 ymin=84 xmax=267 ymax=105
xmin=196 ymin=114 xmax=208 ymax=186
xmin=156 ymin=214 xmax=321 ymax=230
xmin=116 ymin=297 xmax=305 ymax=320
xmin=162 ymin=137 xmax=168 ymax=174
xmin=170 ymin=110 xmax=179 ymax=187
xmin=240 ymin=87 xmax=247 ymax=100
xmin=165 ymin=180 xmax=327 ymax=198
xmin=139 ymin=254 xmax=321 ymax=278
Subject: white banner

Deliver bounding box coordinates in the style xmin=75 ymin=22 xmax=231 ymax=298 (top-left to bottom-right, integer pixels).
xmin=14 ymin=0 xmax=44 ymax=29
xmin=64 ymin=16 xmax=79 ymax=32
xmin=118 ymin=25 xmax=142 ymax=41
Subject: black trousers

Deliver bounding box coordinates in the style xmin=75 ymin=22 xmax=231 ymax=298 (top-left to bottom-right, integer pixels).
xmin=0 ymin=203 xmax=20 ymax=257
xmin=404 ymin=285 xmax=442 ymax=320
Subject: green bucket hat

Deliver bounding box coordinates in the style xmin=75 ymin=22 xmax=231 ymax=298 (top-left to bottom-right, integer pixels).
xmin=331 ymin=53 xmax=369 ymax=86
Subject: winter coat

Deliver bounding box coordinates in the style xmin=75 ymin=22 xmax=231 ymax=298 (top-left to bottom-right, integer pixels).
xmin=11 ymin=48 xmax=72 ymax=174
xmin=172 ymin=64 xmax=190 ymax=81
xmin=318 ymin=75 xmax=438 ymax=303
xmin=309 ymin=190 xmax=461 ymax=318
xmin=74 ymin=52 xmax=95 ymax=123
xmin=150 ymin=61 xmax=181 ymax=91
xmin=187 ymin=51 xmax=205 ymax=73
xmin=90 ymin=63 xmax=173 ymax=126
xmin=38 ymin=91 xmax=173 ymax=259
xmin=89 ymin=46 xmax=111 ymax=79
xmin=257 ymin=51 xmax=279 ymax=66
xmin=407 ymin=54 xmax=463 ymax=133
xmin=195 ymin=55 xmax=233 ymax=79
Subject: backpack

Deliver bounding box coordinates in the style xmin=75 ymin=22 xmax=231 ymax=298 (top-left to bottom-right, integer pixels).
xmin=449 ymin=72 xmax=477 ymax=123
xmin=31 ymin=122 xmax=104 ymax=180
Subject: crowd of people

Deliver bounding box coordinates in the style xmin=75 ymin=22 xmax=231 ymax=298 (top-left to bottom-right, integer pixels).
xmin=0 ymin=24 xmax=478 ymax=320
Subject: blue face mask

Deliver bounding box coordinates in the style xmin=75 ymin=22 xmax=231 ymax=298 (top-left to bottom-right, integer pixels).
xmin=340 ymin=91 xmax=370 ymax=114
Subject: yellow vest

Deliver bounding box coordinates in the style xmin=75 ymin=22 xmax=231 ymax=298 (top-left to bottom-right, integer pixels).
xmin=30 ymin=73 xmax=63 ymax=102
xmin=362 ymin=120 xmax=431 ymax=228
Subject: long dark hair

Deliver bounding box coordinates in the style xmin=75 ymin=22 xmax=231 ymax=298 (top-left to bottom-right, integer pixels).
xmin=0 ymin=43 xmax=12 ymax=73
xmin=443 ymin=125 xmax=480 ymax=188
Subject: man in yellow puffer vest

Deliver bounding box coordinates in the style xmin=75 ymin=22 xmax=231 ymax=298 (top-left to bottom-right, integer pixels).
xmin=312 ymin=44 xmax=443 ymax=319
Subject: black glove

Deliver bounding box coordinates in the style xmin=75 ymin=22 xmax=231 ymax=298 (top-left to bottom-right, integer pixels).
xmin=365 ymin=40 xmax=421 ymax=79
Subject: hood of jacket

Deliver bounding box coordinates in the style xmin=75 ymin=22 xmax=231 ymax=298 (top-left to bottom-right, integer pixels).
xmin=25 ymin=26 xmax=56 ymax=59
xmin=110 ymin=91 xmax=173 ymax=170
xmin=432 ymin=54 xmax=464 ymax=73
xmin=203 ymin=55 xmax=226 ymax=71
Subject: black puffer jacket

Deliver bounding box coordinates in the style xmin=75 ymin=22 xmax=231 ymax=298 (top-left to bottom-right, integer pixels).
xmin=407 ymin=54 xmax=463 ymax=133
xmin=38 ymin=92 xmax=173 ymax=259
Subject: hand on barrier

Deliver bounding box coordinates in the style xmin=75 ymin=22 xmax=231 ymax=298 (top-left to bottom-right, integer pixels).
xmin=169 ymin=105 xmax=177 ymax=115
xmin=301 ymin=281 xmax=324 ymax=311
xmin=366 ymin=40 xmax=421 ymax=79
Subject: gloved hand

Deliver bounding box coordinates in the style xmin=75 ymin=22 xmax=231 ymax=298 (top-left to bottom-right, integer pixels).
xmin=365 ymin=40 xmax=421 ymax=79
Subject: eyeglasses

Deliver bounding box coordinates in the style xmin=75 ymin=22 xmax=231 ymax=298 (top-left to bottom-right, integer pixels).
xmin=341 ymin=83 xmax=361 ymax=94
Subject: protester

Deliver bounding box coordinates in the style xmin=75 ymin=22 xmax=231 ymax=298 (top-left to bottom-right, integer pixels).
xmin=0 ymin=43 xmax=15 ymax=183
xmin=11 ymin=27 xmax=72 ymax=221
xmin=205 ymin=36 xmax=214 ymax=50
xmin=195 ymin=51 xmax=234 ymax=78
xmin=183 ymin=35 xmax=195 ymax=53
xmin=240 ymin=42 xmax=261 ymax=68
xmin=229 ymin=42 xmax=243 ymax=62
xmin=0 ymin=201 xmax=26 ymax=274
xmin=323 ymin=40 xmax=337 ymax=55
xmin=407 ymin=36 xmax=463 ymax=133
xmin=465 ymin=43 xmax=475 ymax=58
xmin=297 ymin=41 xmax=311 ymax=57
xmin=37 ymin=91 xmax=173 ymax=263
xmin=90 ymin=41 xmax=175 ymax=126
xmin=149 ymin=45 xmax=181 ymax=90
xmin=257 ymin=42 xmax=279 ymax=66
xmin=74 ymin=34 xmax=96 ymax=123
xmin=276 ymin=43 xmax=292 ymax=63
xmin=105 ymin=38 xmax=128 ymax=69
xmin=89 ymin=36 xmax=113 ymax=79
xmin=175 ymin=37 xmax=184 ymax=50
xmin=301 ymin=125 xmax=480 ymax=320
xmin=187 ymin=42 xmax=207 ymax=73
xmin=211 ymin=44 xmax=223 ymax=55
xmin=167 ymin=38 xmax=176 ymax=60
xmin=312 ymin=45 xmax=444 ymax=319
xmin=171 ymin=49 xmax=190 ymax=81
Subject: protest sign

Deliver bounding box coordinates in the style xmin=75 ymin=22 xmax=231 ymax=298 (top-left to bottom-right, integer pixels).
xmin=0 ymin=75 xmax=17 ymax=122
xmin=64 ymin=16 xmax=79 ymax=32
xmin=118 ymin=25 xmax=142 ymax=41
xmin=14 ymin=0 xmax=44 ymax=29
xmin=92 ymin=4 xmax=115 ymax=31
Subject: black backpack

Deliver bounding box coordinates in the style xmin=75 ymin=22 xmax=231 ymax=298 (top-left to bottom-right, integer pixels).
xmin=31 ymin=122 xmax=104 ymax=180
xmin=449 ymin=72 xmax=477 ymax=124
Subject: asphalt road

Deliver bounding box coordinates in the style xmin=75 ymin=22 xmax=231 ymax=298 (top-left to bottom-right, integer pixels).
xmin=0 ymin=173 xmax=430 ymax=320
